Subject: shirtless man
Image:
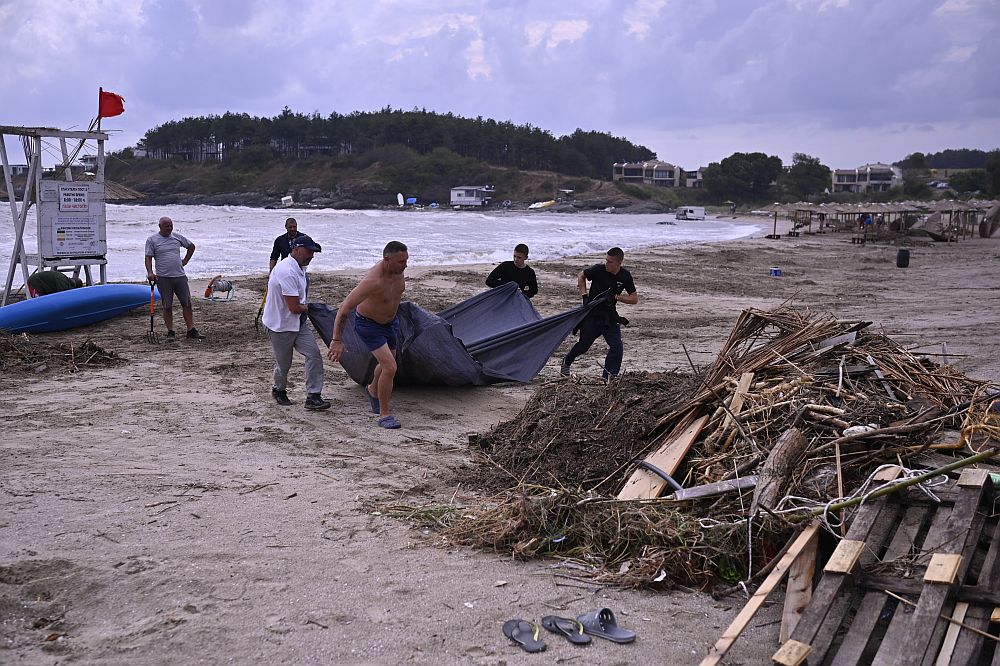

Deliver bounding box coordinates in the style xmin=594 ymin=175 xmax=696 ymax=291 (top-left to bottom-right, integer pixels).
xmin=327 ymin=241 xmax=408 ymax=429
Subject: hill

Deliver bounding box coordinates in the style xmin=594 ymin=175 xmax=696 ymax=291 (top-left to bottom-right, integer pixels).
xmin=104 ymin=146 xmax=697 ymax=212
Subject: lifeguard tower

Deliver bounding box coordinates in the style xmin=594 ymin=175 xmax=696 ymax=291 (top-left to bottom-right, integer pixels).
xmin=1 ymin=125 xmax=111 ymax=305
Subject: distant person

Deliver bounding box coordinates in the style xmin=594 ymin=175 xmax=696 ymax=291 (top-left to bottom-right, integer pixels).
xmin=262 ymin=235 xmax=331 ymax=411
xmin=27 ymin=271 xmax=83 ymax=297
xmin=561 ymin=247 xmax=638 ymax=380
xmin=144 ymin=216 xmax=205 ymax=340
xmin=485 ymin=243 xmax=538 ymax=299
xmin=327 ymin=241 xmax=408 ymax=429
xmin=269 ymin=217 xmax=304 ymax=273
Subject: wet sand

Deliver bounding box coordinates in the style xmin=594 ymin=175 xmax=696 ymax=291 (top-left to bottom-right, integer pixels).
xmin=2 ymin=220 xmax=999 ymax=664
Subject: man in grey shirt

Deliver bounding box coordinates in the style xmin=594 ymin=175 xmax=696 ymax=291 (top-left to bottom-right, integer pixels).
xmin=144 ymin=216 xmax=205 ymax=340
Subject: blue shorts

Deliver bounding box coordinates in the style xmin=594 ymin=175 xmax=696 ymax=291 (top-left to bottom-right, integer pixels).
xmin=354 ymin=311 xmax=399 ymax=352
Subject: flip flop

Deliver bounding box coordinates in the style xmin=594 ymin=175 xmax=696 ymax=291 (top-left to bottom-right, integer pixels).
xmin=541 ymin=615 xmax=591 ymax=645
xmin=502 ymin=619 xmax=546 ymax=653
xmin=363 ymin=385 xmax=380 ymax=414
xmin=576 ymin=608 xmax=635 ymax=644
xmin=377 ymin=415 xmax=401 ymax=429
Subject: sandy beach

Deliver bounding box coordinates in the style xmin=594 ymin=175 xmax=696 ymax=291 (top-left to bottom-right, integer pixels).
xmin=2 ymin=220 xmax=999 ymax=665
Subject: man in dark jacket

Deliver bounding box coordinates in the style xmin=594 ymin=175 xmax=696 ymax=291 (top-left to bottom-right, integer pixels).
xmin=269 ymin=217 xmax=304 ymax=273
xmin=485 ymin=243 xmax=538 ymax=299
xmin=561 ymin=247 xmax=638 ymax=380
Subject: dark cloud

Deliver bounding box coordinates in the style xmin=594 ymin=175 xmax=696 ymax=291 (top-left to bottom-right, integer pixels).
xmin=2 ymin=0 xmax=996 ymax=168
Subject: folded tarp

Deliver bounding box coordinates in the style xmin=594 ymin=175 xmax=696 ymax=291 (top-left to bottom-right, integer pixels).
xmin=308 ymin=282 xmax=598 ymax=386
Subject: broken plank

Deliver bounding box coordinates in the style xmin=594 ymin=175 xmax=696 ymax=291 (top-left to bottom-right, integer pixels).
xmin=773 ymin=639 xmax=812 ymax=666
xmin=619 ymin=415 xmax=708 ymax=500
xmin=780 ymin=527 xmax=818 ymax=643
xmin=700 ymin=522 xmax=820 ymax=666
xmin=933 ymin=602 xmax=969 ymax=666
xmin=722 ymin=371 xmax=754 ymax=430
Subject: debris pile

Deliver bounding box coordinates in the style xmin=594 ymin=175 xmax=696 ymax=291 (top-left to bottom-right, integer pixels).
xmin=384 ymin=307 xmax=999 ymax=589
xmin=0 ymin=333 xmax=124 ymax=374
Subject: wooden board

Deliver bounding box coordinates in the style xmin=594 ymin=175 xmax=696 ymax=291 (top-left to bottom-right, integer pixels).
xmin=825 ymin=540 xmax=865 ymax=574
xmin=772 ymin=639 xmax=811 ymax=666
xmin=933 ymin=602 xmax=969 ymax=666
xmin=780 ymin=529 xmax=818 ymax=643
xmin=722 ymin=371 xmax=754 ymax=430
xmin=618 ymin=415 xmax=709 ymax=500
xmin=699 ymin=523 xmax=820 ymax=666
xmin=923 ymin=553 xmax=962 ymax=584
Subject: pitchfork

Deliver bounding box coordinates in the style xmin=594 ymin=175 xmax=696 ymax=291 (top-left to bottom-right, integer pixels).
xmin=146 ymin=278 xmax=159 ymax=344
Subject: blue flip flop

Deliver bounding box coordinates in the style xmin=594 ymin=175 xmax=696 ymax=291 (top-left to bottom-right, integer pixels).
xmin=377 ymin=415 xmax=401 ymax=429
xmin=363 ymin=385 xmax=380 ymax=414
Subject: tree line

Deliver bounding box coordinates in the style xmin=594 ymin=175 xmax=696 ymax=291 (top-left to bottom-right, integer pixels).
xmin=137 ymin=106 xmax=655 ymax=180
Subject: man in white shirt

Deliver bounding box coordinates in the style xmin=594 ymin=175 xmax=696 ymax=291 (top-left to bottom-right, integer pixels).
xmin=261 ymin=235 xmax=330 ymax=410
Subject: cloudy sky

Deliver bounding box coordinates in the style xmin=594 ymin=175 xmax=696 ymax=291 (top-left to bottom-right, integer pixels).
xmin=2 ymin=0 xmax=997 ymax=170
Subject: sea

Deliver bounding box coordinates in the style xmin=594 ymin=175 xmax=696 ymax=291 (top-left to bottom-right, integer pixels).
xmin=1 ymin=205 xmax=762 ymax=285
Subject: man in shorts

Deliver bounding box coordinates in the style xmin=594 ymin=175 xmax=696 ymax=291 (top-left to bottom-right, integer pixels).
xmin=327 ymin=241 xmax=408 ymax=429
xmin=144 ymin=216 xmax=205 ymax=340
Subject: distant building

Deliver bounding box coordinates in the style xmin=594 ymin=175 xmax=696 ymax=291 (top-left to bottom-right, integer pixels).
xmin=450 ymin=185 xmax=494 ymax=207
xmin=684 ymin=168 xmax=704 ymax=188
xmin=832 ymin=163 xmax=902 ymax=193
xmin=6 ymin=164 xmax=30 ymax=176
xmin=612 ymin=160 xmax=682 ymax=187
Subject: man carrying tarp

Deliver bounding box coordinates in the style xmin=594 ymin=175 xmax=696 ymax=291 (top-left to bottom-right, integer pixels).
xmin=327 ymin=241 xmax=408 ymax=429
xmin=486 ymin=243 xmax=538 ymax=299
xmin=560 ymin=247 xmax=638 ymax=380
xmin=262 ymin=234 xmax=331 ymax=411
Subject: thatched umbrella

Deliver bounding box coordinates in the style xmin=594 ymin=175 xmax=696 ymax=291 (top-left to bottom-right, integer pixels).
xmin=758 ymin=203 xmax=787 ymax=238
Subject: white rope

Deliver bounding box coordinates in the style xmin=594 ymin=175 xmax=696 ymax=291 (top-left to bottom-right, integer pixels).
xmin=771 ymin=464 xmax=949 ymax=538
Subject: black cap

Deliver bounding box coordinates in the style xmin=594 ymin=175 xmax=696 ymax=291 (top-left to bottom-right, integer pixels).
xmin=291 ymin=234 xmax=321 ymax=252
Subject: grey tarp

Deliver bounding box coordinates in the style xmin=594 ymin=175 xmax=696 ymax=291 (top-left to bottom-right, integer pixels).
xmin=308 ymin=282 xmax=599 ymax=386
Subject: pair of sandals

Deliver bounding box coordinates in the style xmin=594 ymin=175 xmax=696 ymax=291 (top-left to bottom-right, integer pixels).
xmin=364 ymin=385 xmax=401 ymax=429
xmin=503 ymin=608 xmax=635 ymax=653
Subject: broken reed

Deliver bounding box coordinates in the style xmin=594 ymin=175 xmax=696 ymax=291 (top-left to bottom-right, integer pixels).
xmin=379 ymin=485 xmax=783 ymax=589
xmin=0 ymin=333 xmax=123 ymax=373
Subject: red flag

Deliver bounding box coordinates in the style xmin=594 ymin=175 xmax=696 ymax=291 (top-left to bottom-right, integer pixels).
xmin=98 ymin=88 xmax=125 ymax=118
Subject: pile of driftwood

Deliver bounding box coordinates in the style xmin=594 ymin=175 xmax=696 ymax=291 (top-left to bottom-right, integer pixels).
xmin=0 ymin=333 xmax=123 ymax=374
xmin=383 ymin=307 xmax=999 ymax=588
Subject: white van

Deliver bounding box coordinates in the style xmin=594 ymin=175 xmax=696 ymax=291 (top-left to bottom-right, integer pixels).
xmin=675 ymin=206 xmax=706 ymax=220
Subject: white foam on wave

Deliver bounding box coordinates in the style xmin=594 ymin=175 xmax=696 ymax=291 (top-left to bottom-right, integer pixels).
xmin=0 ymin=205 xmax=761 ymax=284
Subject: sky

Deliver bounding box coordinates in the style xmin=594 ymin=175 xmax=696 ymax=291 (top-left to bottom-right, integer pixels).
xmin=1 ymin=0 xmax=998 ymax=170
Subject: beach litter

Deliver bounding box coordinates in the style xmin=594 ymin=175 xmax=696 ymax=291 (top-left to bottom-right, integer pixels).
xmin=378 ymin=306 xmax=999 ymax=593
xmin=1 ymin=333 xmax=124 ymax=374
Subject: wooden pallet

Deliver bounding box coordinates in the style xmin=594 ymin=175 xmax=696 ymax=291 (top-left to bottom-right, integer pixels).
xmin=773 ymin=468 xmax=999 ymax=666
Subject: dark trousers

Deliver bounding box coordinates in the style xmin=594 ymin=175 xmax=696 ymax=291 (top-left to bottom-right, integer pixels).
xmin=564 ymin=312 xmax=624 ymax=378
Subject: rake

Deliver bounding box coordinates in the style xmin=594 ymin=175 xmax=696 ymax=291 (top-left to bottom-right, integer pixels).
xmin=146 ymin=279 xmax=159 ymax=344
xmin=254 ymin=285 xmax=268 ymax=334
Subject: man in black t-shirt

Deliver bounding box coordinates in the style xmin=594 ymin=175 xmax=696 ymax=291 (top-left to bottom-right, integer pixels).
xmin=485 ymin=243 xmax=538 ymax=298
xmin=560 ymin=247 xmax=638 ymax=379
xmin=269 ymin=218 xmax=304 ymax=273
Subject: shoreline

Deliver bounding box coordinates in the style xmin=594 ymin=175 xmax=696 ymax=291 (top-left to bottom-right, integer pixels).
xmin=2 ymin=228 xmax=998 ymax=664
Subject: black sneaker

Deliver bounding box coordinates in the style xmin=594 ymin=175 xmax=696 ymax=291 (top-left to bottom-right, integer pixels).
xmin=272 ymin=388 xmax=292 ymax=406
xmin=304 ymin=393 xmax=331 ymax=411
xmin=165 ymin=330 xmax=176 ymax=339
xmin=560 ymin=361 xmax=571 ymax=377
xmin=186 ymin=328 xmax=206 ymax=340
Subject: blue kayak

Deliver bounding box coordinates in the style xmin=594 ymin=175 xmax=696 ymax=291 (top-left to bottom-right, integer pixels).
xmin=0 ymin=284 xmax=159 ymax=334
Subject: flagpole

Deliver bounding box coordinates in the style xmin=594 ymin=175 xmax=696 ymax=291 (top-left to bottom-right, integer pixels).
xmin=97 ymin=87 xmax=103 ymax=132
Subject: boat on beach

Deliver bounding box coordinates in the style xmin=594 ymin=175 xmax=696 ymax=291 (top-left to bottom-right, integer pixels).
xmin=0 ymin=284 xmax=157 ymax=334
